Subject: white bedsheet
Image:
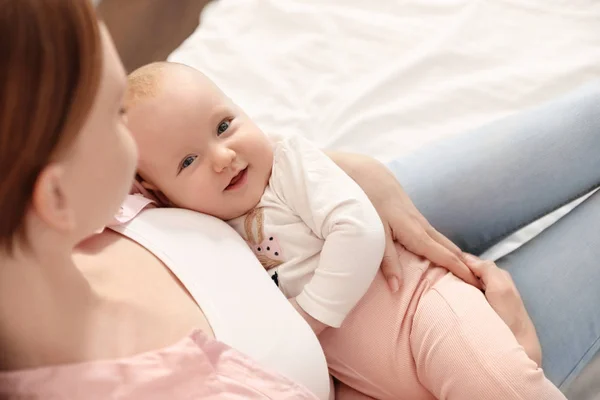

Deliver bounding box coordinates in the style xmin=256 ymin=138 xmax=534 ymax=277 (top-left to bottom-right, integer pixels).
xmin=167 ymin=1 xmax=600 ymax=397
xmin=169 ymin=0 xmax=600 ymax=260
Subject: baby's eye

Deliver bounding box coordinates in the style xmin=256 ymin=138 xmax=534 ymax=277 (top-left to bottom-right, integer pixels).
xmin=217 ymin=120 xmax=231 ymax=136
xmin=180 ymin=155 xmax=197 ymax=171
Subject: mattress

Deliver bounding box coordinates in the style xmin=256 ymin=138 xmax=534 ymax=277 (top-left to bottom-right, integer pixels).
xmin=168 ymin=0 xmax=600 ymax=397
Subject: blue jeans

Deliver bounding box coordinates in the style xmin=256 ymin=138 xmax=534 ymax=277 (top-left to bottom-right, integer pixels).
xmin=387 ymin=81 xmax=600 ymax=390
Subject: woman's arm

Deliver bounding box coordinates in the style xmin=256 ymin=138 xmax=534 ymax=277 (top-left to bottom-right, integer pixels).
xmin=327 ymin=151 xmax=480 ymax=289
xmin=515 ymin=322 xmax=543 ymax=367
xmin=465 ymin=255 xmax=542 ymax=366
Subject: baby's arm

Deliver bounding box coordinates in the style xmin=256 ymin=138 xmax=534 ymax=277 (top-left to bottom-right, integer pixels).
xmin=271 ymin=135 xmax=386 ymax=333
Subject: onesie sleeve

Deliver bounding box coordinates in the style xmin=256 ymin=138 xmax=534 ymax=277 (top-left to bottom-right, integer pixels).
xmin=270 ymin=134 xmax=385 ymax=328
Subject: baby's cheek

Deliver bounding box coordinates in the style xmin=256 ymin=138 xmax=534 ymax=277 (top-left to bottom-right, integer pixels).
xmin=189 ymin=189 xmax=230 ymax=217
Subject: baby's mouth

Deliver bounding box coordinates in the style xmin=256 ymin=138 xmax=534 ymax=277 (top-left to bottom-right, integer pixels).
xmin=226 ymin=167 xmax=248 ymax=190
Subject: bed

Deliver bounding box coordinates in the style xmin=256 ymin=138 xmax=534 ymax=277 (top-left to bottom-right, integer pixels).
xmin=167 ymin=1 xmax=600 ymax=398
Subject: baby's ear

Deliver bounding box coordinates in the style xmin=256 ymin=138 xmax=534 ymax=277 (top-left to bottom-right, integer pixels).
xmin=140 ymin=180 xmax=158 ymax=191
xmin=153 ymin=191 xmax=172 ymax=207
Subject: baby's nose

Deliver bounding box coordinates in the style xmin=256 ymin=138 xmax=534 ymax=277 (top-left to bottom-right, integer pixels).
xmin=212 ymin=146 xmax=236 ymax=172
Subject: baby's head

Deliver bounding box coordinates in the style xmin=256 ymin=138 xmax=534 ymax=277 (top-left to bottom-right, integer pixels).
xmin=125 ymin=62 xmax=273 ymax=220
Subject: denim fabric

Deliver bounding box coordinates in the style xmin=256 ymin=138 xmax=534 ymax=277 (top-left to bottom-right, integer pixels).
xmin=386 ymin=81 xmax=600 ymax=389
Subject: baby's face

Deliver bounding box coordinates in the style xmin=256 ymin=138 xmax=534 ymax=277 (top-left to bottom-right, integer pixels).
xmin=128 ymin=68 xmax=273 ymax=220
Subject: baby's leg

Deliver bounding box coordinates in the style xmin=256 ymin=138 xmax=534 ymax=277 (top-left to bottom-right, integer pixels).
xmin=411 ymin=273 xmax=566 ymax=400
xmin=334 ymin=381 xmax=376 ymax=400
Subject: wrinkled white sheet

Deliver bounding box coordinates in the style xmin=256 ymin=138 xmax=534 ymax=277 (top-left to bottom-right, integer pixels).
xmin=168 ymin=1 xmax=600 ymax=397
xmin=169 ymin=0 xmax=600 ymax=260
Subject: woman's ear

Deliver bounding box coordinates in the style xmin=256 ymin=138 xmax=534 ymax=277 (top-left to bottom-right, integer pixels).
xmin=31 ymin=164 xmax=75 ymax=232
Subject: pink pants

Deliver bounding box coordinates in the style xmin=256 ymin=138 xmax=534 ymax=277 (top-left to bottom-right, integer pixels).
xmin=319 ymin=249 xmax=565 ymax=400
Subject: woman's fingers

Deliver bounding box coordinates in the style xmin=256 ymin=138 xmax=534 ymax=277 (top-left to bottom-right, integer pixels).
xmin=408 ymin=232 xmax=481 ymax=289
xmin=464 ymin=254 xmax=518 ymax=294
xmin=426 ymin=226 xmax=464 ymax=260
xmin=391 ymin=214 xmax=480 ymax=288
xmin=380 ymin=226 xmax=402 ymax=292
xmin=464 ymin=254 xmax=486 ymax=276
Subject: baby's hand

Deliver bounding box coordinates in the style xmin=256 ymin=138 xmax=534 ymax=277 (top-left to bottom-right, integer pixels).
xmin=289 ymin=298 xmax=328 ymax=336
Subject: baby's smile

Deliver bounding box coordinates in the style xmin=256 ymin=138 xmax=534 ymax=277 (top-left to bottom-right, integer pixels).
xmin=226 ymin=167 xmax=248 ymax=191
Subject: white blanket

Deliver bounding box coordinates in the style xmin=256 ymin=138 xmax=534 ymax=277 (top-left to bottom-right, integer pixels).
xmin=169 ymin=0 xmax=600 ymax=260
xmin=168 ymin=1 xmax=599 ymax=397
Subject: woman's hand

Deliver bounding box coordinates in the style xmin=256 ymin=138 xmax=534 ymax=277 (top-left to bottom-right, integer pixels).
xmin=464 ymin=254 xmax=542 ymax=366
xmin=327 ymin=151 xmax=480 ymax=291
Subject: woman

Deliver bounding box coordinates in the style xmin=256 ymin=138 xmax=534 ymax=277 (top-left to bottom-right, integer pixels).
xmin=0 ymin=1 xmax=597 ymax=399
xmin=0 ymin=1 xmax=477 ymax=398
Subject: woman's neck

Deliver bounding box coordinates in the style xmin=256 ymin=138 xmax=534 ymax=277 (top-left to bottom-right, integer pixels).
xmin=0 ymin=245 xmax=98 ymax=370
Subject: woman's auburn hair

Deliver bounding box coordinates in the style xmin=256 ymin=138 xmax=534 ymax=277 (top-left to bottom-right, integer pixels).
xmin=0 ymin=0 xmax=102 ymax=252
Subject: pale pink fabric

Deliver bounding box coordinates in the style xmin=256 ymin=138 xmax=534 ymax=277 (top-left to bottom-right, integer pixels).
xmin=0 ymin=330 xmax=319 ymax=399
xmin=322 ymin=248 xmax=566 ymax=400
xmin=107 ymin=180 xmax=160 ymax=227
xmin=109 ymin=194 xmax=155 ymax=226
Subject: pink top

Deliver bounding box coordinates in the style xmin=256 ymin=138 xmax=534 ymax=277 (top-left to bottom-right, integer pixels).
xmin=108 ymin=180 xmax=158 ymax=226
xmin=0 ymin=330 xmax=318 ymax=399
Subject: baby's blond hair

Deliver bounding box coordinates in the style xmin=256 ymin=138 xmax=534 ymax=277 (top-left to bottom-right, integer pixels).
xmin=125 ymin=61 xmax=169 ymax=108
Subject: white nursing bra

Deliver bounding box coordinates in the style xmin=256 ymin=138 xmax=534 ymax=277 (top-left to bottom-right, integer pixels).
xmin=112 ymin=208 xmax=331 ymax=400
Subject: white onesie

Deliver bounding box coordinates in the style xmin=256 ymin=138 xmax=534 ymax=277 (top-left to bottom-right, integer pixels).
xmin=228 ymin=134 xmax=385 ymax=328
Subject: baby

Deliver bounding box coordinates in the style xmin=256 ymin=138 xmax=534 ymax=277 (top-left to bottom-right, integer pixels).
xmin=124 ymin=62 xmax=565 ymax=400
